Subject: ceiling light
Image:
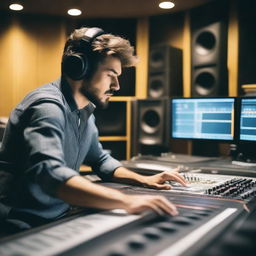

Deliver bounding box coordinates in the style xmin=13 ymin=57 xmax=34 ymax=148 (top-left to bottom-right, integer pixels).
xmin=9 ymin=3 xmax=24 ymax=11
xmin=67 ymin=8 xmax=82 ymax=16
xmin=159 ymin=1 xmax=175 ymax=9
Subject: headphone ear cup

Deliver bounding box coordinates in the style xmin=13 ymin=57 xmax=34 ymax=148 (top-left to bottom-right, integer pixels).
xmin=62 ymin=54 xmax=88 ymax=80
xmin=62 ymin=27 xmax=104 ymax=80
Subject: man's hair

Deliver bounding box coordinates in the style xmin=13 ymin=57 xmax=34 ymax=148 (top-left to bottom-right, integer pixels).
xmin=63 ymin=27 xmax=138 ymax=73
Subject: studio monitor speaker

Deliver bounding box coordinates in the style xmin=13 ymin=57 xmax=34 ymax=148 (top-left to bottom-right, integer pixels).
xmin=148 ymin=44 xmax=183 ymax=98
xmin=191 ymin=21 xmax=228 ymax=97
xmin=132 ymin=98 xmax=169 ymax=156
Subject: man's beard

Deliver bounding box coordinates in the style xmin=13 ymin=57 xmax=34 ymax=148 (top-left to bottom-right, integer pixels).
xmin=80 ymin=86 xmax=112 ymax=109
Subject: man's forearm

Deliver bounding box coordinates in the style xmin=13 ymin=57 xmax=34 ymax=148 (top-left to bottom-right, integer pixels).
xmin=56 ymin=175 xmax=129 ymax=210
xmin=56 ymin=173 xmax=179 ymax=216
xmin=112 ymin=166 xmax=147 ymax=185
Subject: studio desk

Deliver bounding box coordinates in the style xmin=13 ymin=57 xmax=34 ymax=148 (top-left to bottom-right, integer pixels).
xmin=1 ymin=154 xmax=256 ymax=256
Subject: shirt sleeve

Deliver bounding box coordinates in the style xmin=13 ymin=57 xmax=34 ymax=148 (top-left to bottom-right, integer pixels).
xmin=83 ymin=118 xmax=122 ymax=181
xmin=23 ymin=101 xmax=79 ymax=196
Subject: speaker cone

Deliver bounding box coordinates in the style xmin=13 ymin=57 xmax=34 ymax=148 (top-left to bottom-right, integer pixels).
xmin=194 ymin=70 xmax=216 ymax=96
xmin=141 ymin=109 xmax=160 ymax=134
xmin=149 ymin=50 xmax=165 ymax=70
xmin=195 ymin=31 xmax=216 ymax=55
xmin=148 ymin=76 xmax=165 ymax=98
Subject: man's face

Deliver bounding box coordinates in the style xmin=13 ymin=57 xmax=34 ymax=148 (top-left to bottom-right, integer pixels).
xmin=80 ymin=55 xmax=122 ymax=109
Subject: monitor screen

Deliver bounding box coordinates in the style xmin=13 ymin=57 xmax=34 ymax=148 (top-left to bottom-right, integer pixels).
xmin=239 ymin=97 xmax=256 ymax=142
xmin=171 ymin=98 xmax=235 ymax=141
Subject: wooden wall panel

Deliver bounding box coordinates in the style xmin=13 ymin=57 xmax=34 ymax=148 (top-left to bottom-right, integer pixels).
xmin=0 ymin=14 xmax=66 ymax=116
xmin=183 ymin=11 xmax=191 ymax=98
xmin=0 ymin=17 xmax=15 ymax=116
xmin=136 ymin=17 xmax=149 ymax=99
xmin=228 ymin=0 xmax=239 ymax=96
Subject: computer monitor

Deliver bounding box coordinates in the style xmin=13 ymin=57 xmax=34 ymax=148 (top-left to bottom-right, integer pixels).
xmin=171 ymin=97 xmax=235 ymax=141
xmin=239 ymin=97 xmax=256 ymax=142
xmin=230 ymin=97 xmax=256 ymax=165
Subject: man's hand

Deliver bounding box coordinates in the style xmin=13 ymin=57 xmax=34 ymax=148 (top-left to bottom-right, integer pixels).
xmin=142 ymin=168 xmax=188 ymax=190
xmin=124 ymin=194 xmax=178 ymax=216
xmin=113 ymin=166 xmax=188 ymax=190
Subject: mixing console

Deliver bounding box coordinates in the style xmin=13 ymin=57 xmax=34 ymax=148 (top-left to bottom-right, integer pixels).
xmin=171 ymin=173 xmax=256 ymax=201
xmin=0 ymin=192 xmax=246 ymax=256
xmin=61 ymin=205 xmax=242 ymax=256
xmin=1 ymin=157 xmax=256 ymax=256
xmin=121 ymin=159 xmax=256 ymax=202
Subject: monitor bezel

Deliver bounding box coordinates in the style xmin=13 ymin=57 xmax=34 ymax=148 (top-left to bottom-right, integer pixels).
xmin=170 ymin=96 xmax=238 ymax=143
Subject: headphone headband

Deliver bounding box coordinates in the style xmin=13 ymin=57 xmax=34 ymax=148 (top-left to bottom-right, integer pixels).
xmin=82 ymin=27 xmax=104 ymax=43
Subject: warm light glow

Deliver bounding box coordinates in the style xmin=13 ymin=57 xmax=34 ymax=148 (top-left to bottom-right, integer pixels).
xmin=67 ymin=8 xmax=82 ymax=16
xmin=159 ymin=1 xmax=175 ymax=9
xmin=9 ymin=3 xmax=24 ymax=11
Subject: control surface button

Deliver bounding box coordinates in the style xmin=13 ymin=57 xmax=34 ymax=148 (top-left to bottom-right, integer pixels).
xmin=193 ymin=211 xmax=211 ymax=216
xmin=183 ymin=214 xmax=201 ymax=220
xmin=108 ymin=251 xmax=127 ymax=256
xmin=157 ymin=222 xmax=177 ymax=233
xmin=171 ymin=216 xmax=192 ymax=225
xmin=127 ymin=235 xmax=147 ymax=250
xmin=143 ymin=227 xmax=162 ymax=240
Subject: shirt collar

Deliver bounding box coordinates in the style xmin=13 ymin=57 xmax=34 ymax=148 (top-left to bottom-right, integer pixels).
xmin=60 ymin=76 xmax=78 ymax=112
xmin=83 ymin=101 xmax=96 ymax=116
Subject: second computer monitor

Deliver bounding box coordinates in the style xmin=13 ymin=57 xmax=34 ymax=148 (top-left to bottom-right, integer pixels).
xmin=171 ymin=97 xmax=235 ymax=141
xmin=239 ymin=97 xmax=256 ymax=142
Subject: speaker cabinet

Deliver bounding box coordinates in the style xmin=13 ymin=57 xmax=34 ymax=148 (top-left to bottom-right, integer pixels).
xmin=191 ymin=21 xmax=228 ymax=97
xmin=148 ymin=45 xmax=183 ymax=98
xmin=94 ymin=101 xmax=126 ymax=136
xmin=132 ymin=99 xmax=169 ymax=156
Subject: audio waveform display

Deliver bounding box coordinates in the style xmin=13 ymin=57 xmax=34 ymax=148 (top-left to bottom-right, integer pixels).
xmin=171 ymin=98 xmax=235 ymax=141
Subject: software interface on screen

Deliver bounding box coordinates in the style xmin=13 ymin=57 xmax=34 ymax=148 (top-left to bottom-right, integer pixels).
xmin=240 ymin=98 xmax=256 ymax=142
xmin=171 ymin=98 xmax=235 ymax=141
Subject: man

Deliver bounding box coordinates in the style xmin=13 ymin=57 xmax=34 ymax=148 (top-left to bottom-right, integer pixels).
xmin=0 ymin=27 xmax=187 ymax=233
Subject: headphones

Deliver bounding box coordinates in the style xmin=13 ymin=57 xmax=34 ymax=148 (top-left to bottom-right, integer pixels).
xmin=62 ymin=27 xmax=105 ymax=80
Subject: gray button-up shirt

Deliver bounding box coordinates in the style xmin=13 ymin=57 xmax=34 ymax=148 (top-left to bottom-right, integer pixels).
xmin=0 ymin=77 xmax=122 ymax=226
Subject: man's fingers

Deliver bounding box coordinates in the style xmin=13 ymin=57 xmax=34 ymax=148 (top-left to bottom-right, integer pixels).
xmin=172 ymin=172 xmax=188 ymax=186
xmin=127 ymin=195 xmax=179 ymax=216
xmin=153 ymin=183 xmax=172 ymax=190
xmin=147 ymin=202 xmax=166 ymax=216
xmin=153 ymin=196 xmax=178 ymax=216
xmin=163 ymin=171 xmax=188 ymax=186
